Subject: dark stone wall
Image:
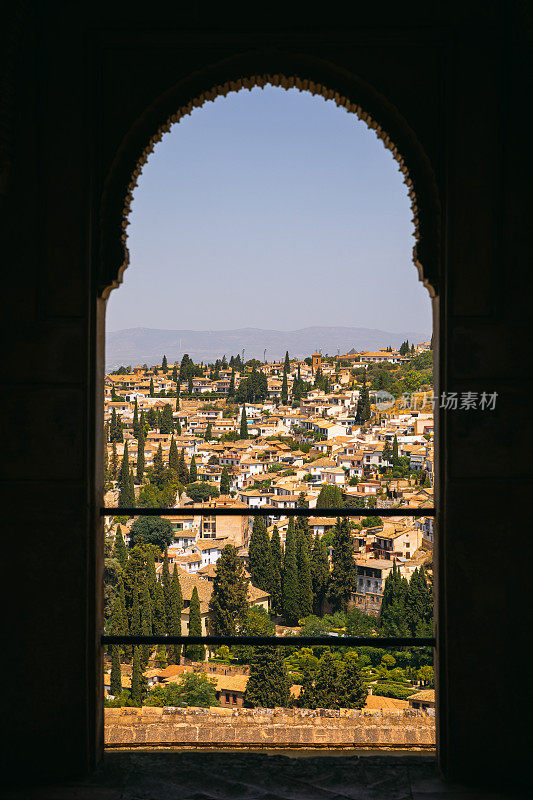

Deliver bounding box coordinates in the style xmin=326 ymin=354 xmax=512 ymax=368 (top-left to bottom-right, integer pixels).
xmin=1 ymin=0 xmax=530 ymax=789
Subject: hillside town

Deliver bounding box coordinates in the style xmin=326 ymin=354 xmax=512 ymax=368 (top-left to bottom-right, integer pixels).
xmin=103 ymin=344 xmax=435 ymax=714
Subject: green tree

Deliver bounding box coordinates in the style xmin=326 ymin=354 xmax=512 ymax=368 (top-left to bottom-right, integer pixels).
xmin=337 ymin=652 xmax=367 ymax=708
xmin=110 ymin=646 xmax=122 ymax=697
xmin=281 ymin=369 xmax=288 ymax=405
xmin=248 ymin=516 xmax=272 ymax=593
xmin=169 ymin=566 xmax=183 ymax=664
xmin=302 ymin=650 xmax=339 ymax=709
xmin=296 ymin=521 xmax=313 ymax=619
xmin=244 ymin=647 xmax=291 ymax=708
xmin=282 ymin=518 xmax=300 ymax=625
xmin=209 ymin=544 xmax=249 ymax=635
xmin=129 ymin=516 xmax=174 ymax=551
xmin=204 ymin=421 xmax=212 ymax=441
xmin=189 ymin=455 xmax=198 ymax=482
xmin=326 ymin=517 xmax=356 ymax=613
xmin=185 ymin=586 xmax=205 ymax=662
xmin=146 ymin=672 xmax=218 ymax=708
xmin=186 ymin=482 xmax=219 ymax=503
xmin=113 ymin=525 xmax=128 ymax=569
xmin=172 ymin=364 xmax=178 ymax=384
xmin=118 ymin=442 xmax=134 ymax=507
xmin=136 ymin=429 xmax=145 ymax=483
xmin=140 ymin=581 xmax=153 ymax=669
xmin=380 ymin=561 xmax=411 ymax=636
xmin=406 ymin=566 xmax=433 ymax=636
xmin=160 ymin=403 xmax=174 ymax=434
xmin=239 ymin=403 xmax=248 ymax=439
xmin=151 ymin=443 xmax=166 ymax=489
xmin=168 ymin=436 xmax=179 ymax=475
xmin=269 ymin=525 xmax=283 ymax=615
xmin=232 ymin=605 xmax=275 ymax=663
xmin=130 ymin=646 xmax=147 ymax=705
xmin=132 ymin=398 xmax=140 ymax=438
xmin=310 ymin=533 xmax=329 ymax=615
xmin=220 ymin=466 xmax=231 ymax=494
xmin=177 ymin=448 xmax=190 ymax=485
xmin=162 ymin=354 xmax=168 ymax=373
xmin=149 ymin=378 xmax=155 ymax=397
xmin=317 ymin=484 xmax=344 ymax=509
xmin=110 ymin=441 xmax=119 ymax=480
xmin=228 ymin=369 xmax=235 ymax=398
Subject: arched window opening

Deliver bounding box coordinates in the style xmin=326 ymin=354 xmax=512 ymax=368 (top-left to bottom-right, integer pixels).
xmin=101 ymin=81 xmax=436 ymax=753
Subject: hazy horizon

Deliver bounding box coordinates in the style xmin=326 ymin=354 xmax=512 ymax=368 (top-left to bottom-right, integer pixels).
xmin=106 ymin=86 xmax=432 ymax=335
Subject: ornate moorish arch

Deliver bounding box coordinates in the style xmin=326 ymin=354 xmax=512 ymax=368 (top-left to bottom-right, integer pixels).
xmin=97 ymin=51 xmax=441 ymax=302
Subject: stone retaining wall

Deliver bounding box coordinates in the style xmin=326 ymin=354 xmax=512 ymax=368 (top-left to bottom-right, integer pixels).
xmin=105 ymin=706 xmax=435 ymax=749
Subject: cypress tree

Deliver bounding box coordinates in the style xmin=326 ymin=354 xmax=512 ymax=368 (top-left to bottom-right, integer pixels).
xmin=337 ymin=652 xmax=367 ymax=708
xmin=269 ymin=525 xmax=283 ymax=616
xmin=160 ymin=403 xmax=174 ymax=434
xmin=406 ymin=566 xmax=433 ymax=636
xmin=168 ymin=436 xmax=179 ymax=475
xmin=145 ymin=547 xmax=157 ymax=600
xmin=176 ymin=420 xmax=182 ymax=435
xmin=282 ymin=518 xmax=300 ymax=625
xmin=296 ymin=522 xmax=313 ymax=619
xmin=130 ymin=646 xmax=146 ymax=705
xmin=175 ymin=387 xmax=180 ymax=411
xmin=281 ymin=369 xmax=288 ymax=406
xmin=137 ymin=429 xmax=145 ymax=483
xmin=172 ymin=364 xmax=178 ymax=384
xmin=169 ymin=566 xmax=183 ymax=664
xmin=178 ymin=448 xmax=190 ymax=485
xmin=139 ymin=409 xmax=147 ymax=436
xmin=110 ymin=441 xmax=119 ymax=480
xmin=248 ymin=516 xmax=272 ymax=593
xmin=140 ymin=581 xmax=153 ymax=669
xmin=129 ymin=469 xmax=135 ymax=505
xmin=118 ymin=442 xmax=132 ymax=507
xmin=204 ymin=421 xmax=212 ymax=441
xmin=244 ymin=647 xmax=291 ymax=708
xmin=228 ymin=369 xmax=235 ymax=398
xmin=309 ymin=651 xmax=340 ymax=709
xmin=153 ymin=579 xmax=166 ymax=635
xmin=185 ymin=586 xmax=205 ymax=662
xmin=146 ymin=407 xmax=157 ymax=429
xmin=209 ymin=544 xmax=249 ymax=635
xmin=110 ymin=646 xmax=122 ymax=697
xmin=187 ymin=376 xmax=193 ymax=395
xmin=130 ymin=580 xmax=141 ymax=636
xmin=189 ymin=455 xmax=198 ymax=482
xmin=379 ymin=560 xmax=410 ymax=636
xmin=152 ymin=443 xmax=165 ymax=488
xmin=239 ymin=403 xmax=248 ymax=439
xmin=113 ymin=525 xmax=128 ymax=569
xmin=326 ymin=517 xmax=356 ymax=613
xmin=162 ymin=354 xmax=168 ymax=373
xmin=161 ymin=549 xmax=172 ymax=629
xmin=220 ymin=466 xmax=231 ymax=494
xmin=310 ymin=533 xmax=329 ymax=615
xmin=132 ymin=398 xmax=139 ymax=438
xmin=149 ymin=378 xmax=155 ymax=397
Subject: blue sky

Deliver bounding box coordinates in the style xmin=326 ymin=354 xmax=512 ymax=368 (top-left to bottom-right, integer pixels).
xmin=106 ymin=86 xmax=432 ymax=335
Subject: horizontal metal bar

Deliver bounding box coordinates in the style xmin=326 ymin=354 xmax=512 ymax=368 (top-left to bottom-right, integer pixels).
xmin=102 ymin=635 xmax=435 ymax=647
xmin=101 ymin=507 xmax=434 ymax=518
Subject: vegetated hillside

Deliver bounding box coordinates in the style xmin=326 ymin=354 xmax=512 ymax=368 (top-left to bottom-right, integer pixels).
xmin=106 ymin=326 xmax=429 ymax=369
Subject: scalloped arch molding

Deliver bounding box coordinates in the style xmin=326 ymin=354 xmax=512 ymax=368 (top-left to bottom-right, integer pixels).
xmin=99 ymin=62 xmax=440 ymax=302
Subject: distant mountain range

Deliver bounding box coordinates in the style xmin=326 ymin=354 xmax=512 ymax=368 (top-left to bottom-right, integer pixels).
xmin=106 ymin=326 xmax=430 ymax=370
